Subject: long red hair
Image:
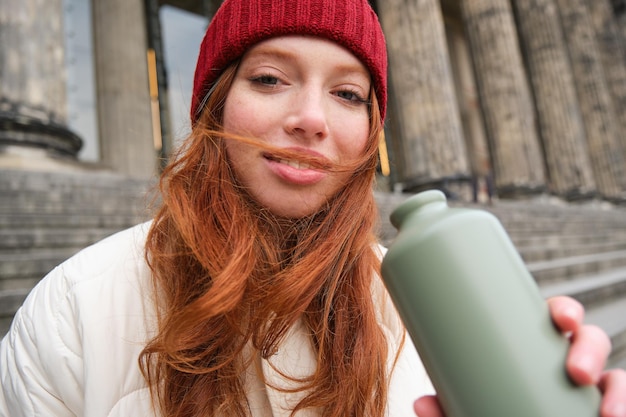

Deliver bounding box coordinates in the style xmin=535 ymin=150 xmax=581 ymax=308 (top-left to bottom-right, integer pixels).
xmin=140 ymin=61 xmax=393 ymax=417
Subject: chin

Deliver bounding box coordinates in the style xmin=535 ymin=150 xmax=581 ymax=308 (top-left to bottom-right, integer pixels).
xmin=257 ymin=195 xmax=326 ymax=219
xmin=249 ymin=185 xmax=340 ymax=219
xmin=269 ymin=204 xmax=321 ymax=219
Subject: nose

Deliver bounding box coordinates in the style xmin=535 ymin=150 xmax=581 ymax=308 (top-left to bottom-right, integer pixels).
xmin=283 ymin=88 xmax=329 ymax=141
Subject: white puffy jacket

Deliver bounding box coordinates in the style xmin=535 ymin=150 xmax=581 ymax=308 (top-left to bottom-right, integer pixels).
xmin=0 ymin=223 xmax=433 ymax=417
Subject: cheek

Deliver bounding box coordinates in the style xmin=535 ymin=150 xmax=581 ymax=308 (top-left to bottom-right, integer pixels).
xmin=222 ymin=100 xmax=246 ymax=174
xmin=222 ymin=93 xmax=244 ymax=134
xmin=223 ymin=138 xmax=254 ymax=182
xmin=223 ymin=83 xmax=265 ymax=136
xmin=337 ymin=118 xmax=371 ymax=161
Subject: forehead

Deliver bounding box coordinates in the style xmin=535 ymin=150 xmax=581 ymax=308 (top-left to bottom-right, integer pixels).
xmin=241 ymin=35 xmax=371 ymax=77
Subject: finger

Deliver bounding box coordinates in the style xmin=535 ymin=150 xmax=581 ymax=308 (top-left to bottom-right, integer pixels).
xmin=413 ymin=395 xmax=445 ymax=417
xmin=567 ymin=324 xmax=611 ymax=386
xmin=598 ymin=369 xmax=626 ymax=417
xmin=547 ymin=296 xmax=584 ymax=334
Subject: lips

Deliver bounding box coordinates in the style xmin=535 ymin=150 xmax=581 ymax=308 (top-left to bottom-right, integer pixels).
xmin=263 ymin=148 xmax=332 ymax=169
xmin=264 ymin=153 xmax=328 ymax=185
xmin=275 ymin=158 xmax=312 ymax=170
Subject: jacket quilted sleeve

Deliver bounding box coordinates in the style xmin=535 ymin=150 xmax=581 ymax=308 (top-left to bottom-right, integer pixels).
xmin=0 ymin=264 xmax=85 ymax=417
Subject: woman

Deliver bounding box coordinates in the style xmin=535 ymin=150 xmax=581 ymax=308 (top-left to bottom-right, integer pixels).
xmin=1 ymin=0 xmax=624 ymax=416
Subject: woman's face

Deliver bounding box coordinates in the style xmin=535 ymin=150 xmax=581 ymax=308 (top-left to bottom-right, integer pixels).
xmin=222 ymin=36 xmax=372 ymax=218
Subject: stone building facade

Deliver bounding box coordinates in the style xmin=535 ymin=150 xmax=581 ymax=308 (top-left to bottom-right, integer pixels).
xmin=2 ymin=0 xmax=625 ymax=202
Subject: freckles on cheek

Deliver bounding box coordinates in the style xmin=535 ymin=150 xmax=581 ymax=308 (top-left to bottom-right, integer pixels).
xmin=222 ymin=101 xmax=240 ymax=133
xmin=224 ymin=104 xmax=265 ymax=138
xmin=329 ymin=114 xmax=369 ymax=157
xmin=223 ymin=89 xmax=253 ymax=133
xmin=346 ymin=128 xmax=371 ymax=159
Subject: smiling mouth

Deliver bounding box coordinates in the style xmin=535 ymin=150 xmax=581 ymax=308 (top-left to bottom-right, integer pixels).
xmin=278 ymin=159 xmax=312 ymax=170
xmin=263 ymin=152 xmax=329 ymax=185
xmin=265 ymin=154 xmax=317 ymax=170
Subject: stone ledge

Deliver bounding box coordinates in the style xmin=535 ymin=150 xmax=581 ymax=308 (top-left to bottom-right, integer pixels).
xmin=0 ymin=288 xmax=29 ymax=316
xmin=520 ymin=240 xmax=626 ymax=263
xmin=584 ymin=298 xmax=626 ymax=370
xmin=0 ymin=227 xmax=121 ymax=250
xmin=528 ymin=250 xmax=626 ymax=283
xmin=540 ymin=267 xmax=626 ymax=307
xmin=0 ymin=247 xmax=82 ymax=288
xmin=0 ymin=214 xmax=147 ymax=229
xmin=512 ymin=232 xmax=626 ymax=249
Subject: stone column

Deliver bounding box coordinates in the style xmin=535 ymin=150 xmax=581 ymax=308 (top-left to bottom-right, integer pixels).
xmin=555 ymin=0 xmax=626 ymax=200
xmin=461 ymin=0 xmax=546 ymax=196
xmin=446 ymin=23 xmax=493 ymax=202
xmin=512 ymin=0 xmax=596 ymax=199
xmin=92 ymin=0 xmax=156 ymax=179
xmin=585 ymin=0 xmax=626 ymax=150
xmin=615 ymin=4 xmax=626 ymax=55
xmin=377 ymin=0 xmax=470 ymax=195
xmin=0 ymin=0 xmax=81 ymax=156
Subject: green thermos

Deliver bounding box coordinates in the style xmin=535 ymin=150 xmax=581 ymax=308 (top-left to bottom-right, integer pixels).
xmin=381 ymin=190 xmax=601 ymax=417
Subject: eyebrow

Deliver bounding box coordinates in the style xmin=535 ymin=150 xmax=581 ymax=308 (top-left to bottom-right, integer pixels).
xmin=243 ymin=46 xmax=298 ymax=65
xmin=245 ymin=45 xmax=370 ymax=80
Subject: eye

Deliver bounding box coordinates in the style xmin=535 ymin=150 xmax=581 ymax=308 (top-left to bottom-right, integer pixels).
xmin=251 ymin=74 xmax=279 ymax=86
xmin=335 ymin=89 xmax=369 ymax=104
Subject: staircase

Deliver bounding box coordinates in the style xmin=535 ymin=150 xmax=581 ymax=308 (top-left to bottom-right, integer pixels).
xmin=0 ymin=168 xmax=153 ymax=334
xmin=376 ymin=192 xmax=626 ymax=370
xmin=2 ymin=176 xmax=626 ymax=371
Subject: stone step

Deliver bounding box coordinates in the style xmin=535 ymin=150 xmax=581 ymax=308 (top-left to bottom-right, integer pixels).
xmin=500 ymin=214 xmax=626 ymax=227
xmin=583 ymin=298 xmax=626 ymax=370
xmin=0 ymin=192 xmax=151 ymax=215
xmin=0 ymin=227 xmax=122 ymax=249
xmin=527 ymin=250 xmax=626 ymax=284
xmin=505 ymin=225 xmax=626 ymax=242
xmin=0 ymin=170 xmax=152 ymax=227
xmin=485 ymin=198 xmax=620 ymax=218
xmin=490 ymin=205 xmax=626 ymax=220
xmin=539 ymin=267 xmax=626 ymax=308
xmin=0 ymin=168 xmax=152 ymax=190
xmin=498 ymin=213 xmax=626 ymax=225
xmin=519 ymin=240 xmax=626 ymax=263
xmin=512 ymin=232 xmax=626 ymax=250
xmin=501 ymin=225 xmax=626 ymax=246
xmin=0 ymin=247 xmax=81 ymax=290
xmin=0 ymin=288 xmax=29 ymax=317
xmin=0 ymin=288 xmax=30 ymax=337
xmin=486 ymin=206 xmax=626 ymax=238
xmin=493 ymin=210 xmax=626 ymax=225
xmin=538 ymin=267 xmax=626 ymax=371
xmin=0 ymin=191 xmax=149 ymax=213
xmin=0 ymin=212 xmax=146 ymax=229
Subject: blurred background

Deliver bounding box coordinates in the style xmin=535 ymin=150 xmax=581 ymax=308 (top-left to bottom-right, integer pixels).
xmin=1 ymin=0 xmax=626 ymax=368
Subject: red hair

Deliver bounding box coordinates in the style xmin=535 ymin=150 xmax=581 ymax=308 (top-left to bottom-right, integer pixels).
xmin=140 ymin=62 xmax=393 ymax=417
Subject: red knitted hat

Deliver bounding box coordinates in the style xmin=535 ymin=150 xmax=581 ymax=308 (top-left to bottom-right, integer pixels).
xmin=191 ymin=0 xmax=388 ymax=124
